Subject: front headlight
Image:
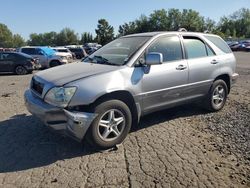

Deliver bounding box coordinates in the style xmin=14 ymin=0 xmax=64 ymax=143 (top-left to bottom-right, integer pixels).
xmin=60 ymin=56 xmax=67 ymax=60
xmin=44 ymin=87 xmax=77 ymax=108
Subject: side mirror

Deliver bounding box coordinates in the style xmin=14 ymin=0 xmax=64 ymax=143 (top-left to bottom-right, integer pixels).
xmin=145 ymin=52 xmax=163 ymax=65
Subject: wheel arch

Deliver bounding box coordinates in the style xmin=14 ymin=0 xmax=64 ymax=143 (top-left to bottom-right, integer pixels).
xmin=91 ymin=90 xmax=139 ymax=126
xmin=214 ymin=74 xmax=231 ymax=94
xmin=49 ymin=59 xmax=61 ymax=67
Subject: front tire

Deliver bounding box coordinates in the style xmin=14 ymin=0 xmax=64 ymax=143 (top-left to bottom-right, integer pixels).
xmin=87 ymin=100 xmax=132 ymax=149
xmin=204 ymin=79 xmax=228 ymax=112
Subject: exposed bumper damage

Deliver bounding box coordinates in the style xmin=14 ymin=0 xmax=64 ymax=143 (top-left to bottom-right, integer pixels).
xmin=24 ymin=90 xmax=97 ymax=141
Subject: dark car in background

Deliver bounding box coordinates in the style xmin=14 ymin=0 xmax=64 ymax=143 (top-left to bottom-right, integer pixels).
xmin=0 ymin=52 xmax=40 ymax=75
xmin=84 ymin=43 xmax=102 ymax=55
xmin=229 ymin=40 xmax=250 ymax=51
xmin=67 ymin=47 xmax=87 ymax=59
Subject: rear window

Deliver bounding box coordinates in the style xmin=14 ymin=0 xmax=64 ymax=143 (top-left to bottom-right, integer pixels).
xmin=69 ymin=48 xmax=82 ymax=52
xmin=205 ymin=35 xmax=232 ymax=53
xmin=58 ymin=49 xmax=68 ymax=53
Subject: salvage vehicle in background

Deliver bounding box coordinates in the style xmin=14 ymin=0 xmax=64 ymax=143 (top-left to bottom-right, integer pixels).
xmin=67 ymin=47 xmax=87 ymax=59
xmin=52 ymin=47 xmax=74 ymax=62
xmin=19 ymin=46 xmax=70 ymax=68
xmin=0 ymin=52 xmax=40 ymax=75
xmin=84 ymin=43 xmax=102 ymax=54
xmin=25 ymin=31 xmax=238 ymax=149
xmin=229 ymin=40 xmax=250 ymax=51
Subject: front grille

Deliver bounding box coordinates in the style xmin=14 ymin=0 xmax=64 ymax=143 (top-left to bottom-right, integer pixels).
xmin=31 ymin=77 xmax=44 ymax=95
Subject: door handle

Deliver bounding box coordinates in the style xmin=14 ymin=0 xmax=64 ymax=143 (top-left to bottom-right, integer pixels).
xmin=211 ymin=59 xmax=218 ymax=64
xmin=176 ymin=64 xmax=187 ymax=70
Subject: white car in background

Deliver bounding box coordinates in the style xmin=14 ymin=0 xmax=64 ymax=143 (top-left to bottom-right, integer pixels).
xmin=52 ymin=47 xmax=74 ymax=62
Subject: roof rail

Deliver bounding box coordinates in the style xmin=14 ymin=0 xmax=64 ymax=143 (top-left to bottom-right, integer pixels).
xmin=178 ymin=28 xmax=187 ymax=32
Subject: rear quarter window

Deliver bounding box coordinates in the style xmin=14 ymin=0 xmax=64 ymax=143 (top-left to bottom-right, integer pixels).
xmin=205 ymin=35 xmax=232 ymax=54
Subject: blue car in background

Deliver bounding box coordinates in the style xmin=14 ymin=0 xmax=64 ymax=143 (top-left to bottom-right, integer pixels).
xmin=229 ymin=40 xmax=250 ymax=52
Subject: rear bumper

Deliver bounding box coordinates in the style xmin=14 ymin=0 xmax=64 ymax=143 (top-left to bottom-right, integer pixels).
xmin=24 ymin=90 xmax=97 ymax=142
xmin=231 ymin=73 xmax=239 ymax=85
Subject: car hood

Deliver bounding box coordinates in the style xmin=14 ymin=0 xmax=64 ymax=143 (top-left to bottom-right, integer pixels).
xmin=35 ymin=62 xmax=121 ymax=86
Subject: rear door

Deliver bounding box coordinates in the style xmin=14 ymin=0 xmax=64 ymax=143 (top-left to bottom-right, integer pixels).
xmin=182 ymin=35 xmax=218 ymax=99
xmin=141 ymin=35 xmax=189 ymax=113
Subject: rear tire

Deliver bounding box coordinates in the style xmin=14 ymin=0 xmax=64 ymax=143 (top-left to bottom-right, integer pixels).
xmin=15 ymin=65 xmax=27 ymax=75
xmin=86 ymin=100 xmax=132 ymax=149
xmin=204 ymin=79 xmax=228 ymax=112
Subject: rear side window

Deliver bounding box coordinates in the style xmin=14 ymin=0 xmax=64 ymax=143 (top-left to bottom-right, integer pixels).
xmin=147 ymin=36 xmax=183 ymax=62
xmin=21 ymin=48 xmax=36 ymax=55
xmin=183 ymin=37 xmax=215 ymax=59
xmin=205 ymin=35 xmax=232 ymax=53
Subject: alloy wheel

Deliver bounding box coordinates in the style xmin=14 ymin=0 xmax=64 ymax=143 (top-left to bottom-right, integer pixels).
xmin=97 ymin=109 xmax=125 ymax=142
xmin=212 ymin=85 xmax=225 ymax=107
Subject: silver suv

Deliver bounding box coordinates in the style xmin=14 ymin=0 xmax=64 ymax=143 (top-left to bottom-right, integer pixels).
xmin=24 ymin=32 xmax=239 ymax=149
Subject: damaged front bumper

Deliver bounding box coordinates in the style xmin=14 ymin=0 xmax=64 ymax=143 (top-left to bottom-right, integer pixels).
xmin=24 ymin=90 xmax=97 ymax=142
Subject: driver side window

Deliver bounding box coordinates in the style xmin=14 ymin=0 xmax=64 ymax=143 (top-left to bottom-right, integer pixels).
xmin=147 ymin=36 xmax=183 ymax=62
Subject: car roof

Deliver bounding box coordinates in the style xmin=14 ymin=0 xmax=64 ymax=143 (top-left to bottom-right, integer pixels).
xmin=0 ymin=51 xmax=33 ymax=58
xmin=53 ymin=47 xmax=68 ymax=49
xmin=121 ymin=31 xmax=218 ymax=38
xmin=21 ymin=46 xmax=50 ymax=49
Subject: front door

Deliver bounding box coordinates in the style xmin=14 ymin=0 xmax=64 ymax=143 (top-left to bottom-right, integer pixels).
xmin=141 ymin=35 xmax=189 ymax=113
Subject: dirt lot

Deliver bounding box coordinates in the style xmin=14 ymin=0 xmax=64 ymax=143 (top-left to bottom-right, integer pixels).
xmin=0 ymin=52 xmax=249 ymax=188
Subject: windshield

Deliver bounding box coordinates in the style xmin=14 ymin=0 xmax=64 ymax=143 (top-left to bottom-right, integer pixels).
xmin=83 ymin=36 xmax=150 ymax=65
xmin=41 ymin=47 xmax=56 ymax=56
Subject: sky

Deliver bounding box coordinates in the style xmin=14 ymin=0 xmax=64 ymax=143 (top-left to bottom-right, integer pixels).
xmin=0 ymin=0 xmax=249 ymax=39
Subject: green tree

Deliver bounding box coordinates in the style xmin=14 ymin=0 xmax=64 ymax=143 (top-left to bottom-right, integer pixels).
xmin=118 ymin=21 xmax=137 ymax=36
xmin=168 ymin=9 xmax=182 ymax=31
xmin=180 ymin=9 xmax=205 ymax=31
xmin=27 ymin=33 xmax=44 ymax=46
xmin=134 ymin=15 xmax=150 ymax=33
xmin=12 ymin=34 xmax=25 ymax=47
xmin=95 ymin=19 xmax=114 ymax=45
xmin=43 ymin=32 xmax=57 ymax=46
xmin=149 ymin=9 xmax=170 ymax=31
xmin=217 ymin=8 xmax=250 ymax=38
xmin=0 ymin=23 xmax=13 ymax=47
xmin=204 ymin=18 xmax=216 ymax=33
xmin=80 ymin=32 xmax=94 ymax=44
xmin=56 ymin=28 xmax=78 ymax=46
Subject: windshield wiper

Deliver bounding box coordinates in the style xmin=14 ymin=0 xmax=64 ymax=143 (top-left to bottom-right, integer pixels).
xmin=94 ymin=55 xmax=119 ymax=66
xmin=85 ymin=55 xmax=119 ymax=66
xmin=94 ymin=55 xmax=109 ymax=62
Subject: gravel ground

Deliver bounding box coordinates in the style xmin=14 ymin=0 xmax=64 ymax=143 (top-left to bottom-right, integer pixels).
xmin=0 ymin=52 xmax=249 ymax=187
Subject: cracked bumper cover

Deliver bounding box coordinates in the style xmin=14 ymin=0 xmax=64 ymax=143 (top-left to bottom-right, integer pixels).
xmin=24 ymin=90 xmax=97 ymax=141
